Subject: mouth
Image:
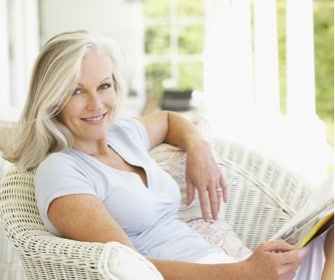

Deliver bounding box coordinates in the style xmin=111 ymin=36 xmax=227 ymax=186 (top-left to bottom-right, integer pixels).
xmin=80 ymin=113 xmax=106 ymax=124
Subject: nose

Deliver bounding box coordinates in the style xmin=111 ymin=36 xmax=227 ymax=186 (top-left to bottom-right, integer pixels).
xmin=86 ymin=91 xmax=103 ymax=111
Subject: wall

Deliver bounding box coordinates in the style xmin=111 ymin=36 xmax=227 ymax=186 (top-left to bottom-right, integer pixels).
xmin=0 ymin=0 xmax=39 ymax=114
xmin=0 ymin=0 xmax=145 ymax=120
xmin=39 ymin=0 xmax=146 ymax=115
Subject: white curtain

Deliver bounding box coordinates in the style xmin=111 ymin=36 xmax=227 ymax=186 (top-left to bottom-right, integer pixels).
xmin=0 ymin=0 xmax=39 ymax=121
xmin=204 ymin=0 xmax=254 ymax=120
xmin=203 ymin=0 xmax=331 ymax=186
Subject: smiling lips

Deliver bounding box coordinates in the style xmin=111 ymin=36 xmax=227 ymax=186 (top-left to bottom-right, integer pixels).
xmin=81 ymin=113 xmax=106 ymax=124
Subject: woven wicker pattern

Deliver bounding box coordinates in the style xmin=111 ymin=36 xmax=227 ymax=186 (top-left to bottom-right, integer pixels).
xmin=150 ymin=140 xmax=311 ymax=251
xmin=0 ymin=138 xmax=312 ymax=278
xmin=0 ymin=226 xmax=25 ymax=280
xmin=0 ymin=158 xmax=23 ymax=279
xmin=214 ymin=139 xmax=312 ymax=250
xmin=0 ymin=168 xmax=163 ymax=280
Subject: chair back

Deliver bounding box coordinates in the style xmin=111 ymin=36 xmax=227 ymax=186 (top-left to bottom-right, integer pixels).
xmin=0 ymin=168 xmax=104 ymax=279
xmin=0 ymin=167 xmax=164 ymax=280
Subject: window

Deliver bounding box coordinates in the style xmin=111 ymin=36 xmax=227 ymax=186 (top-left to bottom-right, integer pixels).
xmin=144 ymin=0 xmax=206 ymax=95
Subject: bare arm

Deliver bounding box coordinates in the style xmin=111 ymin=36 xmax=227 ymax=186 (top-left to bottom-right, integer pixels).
xmin=139 ymin=110 xmax=207 ymax=151
xmin=48 ymin=194 xmax=308 ymax=280
xmin=48 ymin=194 xmax=134 ymax=246
xmin=152 ymin=241 xmax=305 ymax=280
xmin=139 ymin=111 xmax=227 ymax=220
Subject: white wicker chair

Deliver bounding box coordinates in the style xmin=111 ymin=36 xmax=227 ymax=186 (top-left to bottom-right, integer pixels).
xmin=0 ymin=168 xmax=163 ymax=280
xmin=0 ymin=138 xmax=312 ymax=279
xmin=150 ymin=138 xmax=312 ymax=251
xmin=214 ymin=139 xmax=312 ymax=250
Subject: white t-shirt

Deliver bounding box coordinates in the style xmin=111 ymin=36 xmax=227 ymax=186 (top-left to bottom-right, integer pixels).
xmin=35 ymin=118 xmax=221 ymax=262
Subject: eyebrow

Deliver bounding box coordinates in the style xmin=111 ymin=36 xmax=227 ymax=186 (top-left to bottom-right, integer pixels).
xmin=77 ymin=77 xmax=113 ymax=87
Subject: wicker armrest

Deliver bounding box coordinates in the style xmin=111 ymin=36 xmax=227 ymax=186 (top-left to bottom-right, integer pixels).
xmin=0 ymin=138 xmax=314 ymax=278
xmin=214 ymin=138 xmax=312 ymax=250
xmin=0 ymin=168 xmax=163 ymax=280
xmin=150 ymin=138 xmax=312 ymax=251
xmin=99 ymin=242 xmax=163 ymax=279
xmin=17 ymin=234 xmax=162 ymax=279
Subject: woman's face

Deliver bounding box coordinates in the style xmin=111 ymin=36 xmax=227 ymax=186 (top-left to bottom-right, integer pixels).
xmin=59 ymin=48 xmax=117 ymax=148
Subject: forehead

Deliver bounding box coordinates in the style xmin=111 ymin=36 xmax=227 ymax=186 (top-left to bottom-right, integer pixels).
xmin=79 ymin=48 xmax=112 ymax=82
xmin=82 ymin=47 xmax=111 ymax=67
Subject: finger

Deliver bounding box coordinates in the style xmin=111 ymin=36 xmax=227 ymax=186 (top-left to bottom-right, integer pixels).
xmin=280 ymin=247 xmax=309 ymax=266
xmin=186 ymin=180 xmax=196 ymax=206
xmin=208 ymin=187 xmax=220 ymax=220
xmin=219 ymin=175 xmax=228 ymax=203
xmin=261 ymin=240 xmax=295 ymax=253
xmin=271 ymin=247 xmax=308 ymax=273
xmin=279 ymin=253 xmax=303 ymax=279
xmin=267 ymin=251 xmax=300 ymax=279
xmin=215 ymin=187 xmax=222 ymax=213
xmin=198 ymin=190 xmax=212 ymax=221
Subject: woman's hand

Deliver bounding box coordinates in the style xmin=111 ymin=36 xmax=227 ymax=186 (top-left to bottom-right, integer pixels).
xmin=242 ymin=240 xmax=309 ymax=280
xmin=140 ymin=111 xmax=228 ymax=221
xmin=185 ymin=139 xmax=228 ymax=221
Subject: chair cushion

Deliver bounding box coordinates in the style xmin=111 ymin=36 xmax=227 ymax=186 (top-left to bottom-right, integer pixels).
xmin=150 ymin=118 xmax=216 ymax=222
xmin=150 ymin=118 xmax=252 ymax=260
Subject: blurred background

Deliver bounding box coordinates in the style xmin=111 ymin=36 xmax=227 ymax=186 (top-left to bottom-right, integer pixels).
xmin=0 ymin=0 xmax=333 ymax=185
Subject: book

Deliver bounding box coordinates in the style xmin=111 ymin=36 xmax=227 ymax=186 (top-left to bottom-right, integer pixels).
xmin=271 ymin=176 xmax=334 ymax=248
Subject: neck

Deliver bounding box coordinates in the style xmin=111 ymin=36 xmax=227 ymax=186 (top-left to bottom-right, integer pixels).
xmin=72 ymin=138 xmax=110 ymax=156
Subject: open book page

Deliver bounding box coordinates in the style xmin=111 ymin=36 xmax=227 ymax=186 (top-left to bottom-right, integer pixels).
xmin=271 ymin=176 xmax=334 ymax=248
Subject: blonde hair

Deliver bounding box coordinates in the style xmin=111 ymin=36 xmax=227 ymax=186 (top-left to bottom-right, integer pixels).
xmin=4 ymin=30 xmax=127 ymax=171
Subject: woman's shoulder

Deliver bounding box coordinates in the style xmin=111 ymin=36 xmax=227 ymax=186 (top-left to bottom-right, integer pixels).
xmin=111 ymin=117 xmax=144 ymax=132
xmin=39 ymin=150 xmax=75 ymax=165
xmin=109 ymin=117 xmax=149 ymax=150
xmin=36 ymin=150 xmax=84 ymax=176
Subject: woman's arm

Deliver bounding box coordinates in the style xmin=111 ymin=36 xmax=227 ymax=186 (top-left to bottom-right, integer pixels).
xmin=139 ymin=111 xmax=227 ymax=221
xmin=139 ymin=110 xmax=205 ymax=150
xmin=48 ymin=194 xmax=135 ymax=247
xmin=152 ymin=240 xmax=308 ymax=280
xmin=48 ymin=194 xmax=308 ymax=280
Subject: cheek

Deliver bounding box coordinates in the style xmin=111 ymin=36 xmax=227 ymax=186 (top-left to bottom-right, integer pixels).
xmin=59 ymin=102 xmax=79 ymax=125
xmin=59 ymin=111 xmax=73 ymax=128
xmin=106 ymin=90 xmax=118 ymax=106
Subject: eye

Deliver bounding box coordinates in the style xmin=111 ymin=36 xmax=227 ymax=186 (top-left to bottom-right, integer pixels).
xmin=72 ymin=88 xmax=82 ymax=96
xmin=98 ymin=83 xmax=111 ymax=90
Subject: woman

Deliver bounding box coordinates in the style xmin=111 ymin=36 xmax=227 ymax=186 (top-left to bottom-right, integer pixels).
xmin=5 ymin=30 xmax=333 ymax=279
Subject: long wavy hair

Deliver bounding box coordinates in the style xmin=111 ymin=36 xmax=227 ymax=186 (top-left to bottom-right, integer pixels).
xmin=4 ymin=30 xmax=127 ymax=171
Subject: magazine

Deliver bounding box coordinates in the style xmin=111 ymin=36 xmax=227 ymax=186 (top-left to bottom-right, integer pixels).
xmin=271 ymin=176 xmax=334 ymax=248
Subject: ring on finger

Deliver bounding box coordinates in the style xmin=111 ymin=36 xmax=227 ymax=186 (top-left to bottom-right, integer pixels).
xmin=216 ymin=188 xmax=222 ymax=192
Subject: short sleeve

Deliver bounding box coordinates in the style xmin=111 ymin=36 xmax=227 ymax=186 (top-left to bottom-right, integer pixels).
xmin=111 ymin=118 xmax=150 ymax=151
xmin=35 ymin=153 xmax=96 ymax=235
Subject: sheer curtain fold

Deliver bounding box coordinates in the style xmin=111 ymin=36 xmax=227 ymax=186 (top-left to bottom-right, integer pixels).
xmin=204 ymin=0 xmax=254 ymax=120
xmin=0 ymin=0 xmax=39 ymax=121
xmin=204 ymin=0 xmax=281 ymax=118
xmin=203 ymin=0 xmax=331 ymax=186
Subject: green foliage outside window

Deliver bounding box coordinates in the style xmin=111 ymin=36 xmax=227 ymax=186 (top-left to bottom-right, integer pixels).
xmin=144 ymin=0 xmax=333 ymax=144
xmin=144 ymin=0 xmax=205 ymax=95
xmin=144 ymin=0 xmax=169 ymax=17
xmin=176 ymin=1 xmax=204 ymax=16
xmin=313 ymin=0 xmax=334 ymax=145
xmin=277 ymin=0 xmax=333 ymax=144
xmin=145 ymin=26 xmax=170 ymax=54
xmin=179 ymin=62 xmax=203 ymax=90
xmin=178 ymin=25 xmax=204 ymax=54
xmin=145 ymin=63 xmax=171 ymax=96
